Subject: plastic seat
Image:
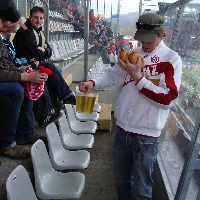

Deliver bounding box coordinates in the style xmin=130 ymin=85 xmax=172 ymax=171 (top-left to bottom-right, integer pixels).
xmin=58 ymin=111 xmax=94 ymax=149
xmin=65 ymin=104 xmax=97 ymax=134
xmin=31 ymin=139 xmax=85 ymax=199
xmin=46 ymin=122 xmax=90 ymax=170
xmin=93 ymin=104 xmax=101 ymax=112
xmin=73 ymin=105 xmax=99 ymax=121
xmin=6 ymin=165 xmax=38 ymax=200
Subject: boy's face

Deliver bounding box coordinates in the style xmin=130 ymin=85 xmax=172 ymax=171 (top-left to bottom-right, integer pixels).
xmin=141 ymin=35 xmax=162 ymax=53
xmin=29 ymin=11 xmax=44 ymax=29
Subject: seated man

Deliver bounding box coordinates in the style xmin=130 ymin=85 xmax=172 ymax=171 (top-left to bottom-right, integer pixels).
xmin=89 ymin=29 xmax=102 ymax=54
xmin=100 ymin=41 xmax=111 ymax=65
xmin=3 ymin=35 xmax=62 ymax=128
xmin=13 ymin=6 xmax=76 ymax=110
xmin=0 ymin=1 xmax=46 ymax=159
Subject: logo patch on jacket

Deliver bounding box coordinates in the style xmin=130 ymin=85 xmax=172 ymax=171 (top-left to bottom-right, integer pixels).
xmin=151 ymin=55 xmax=159 ymax=63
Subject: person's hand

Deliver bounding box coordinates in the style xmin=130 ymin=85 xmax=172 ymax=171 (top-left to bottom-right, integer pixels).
xmin=79 ymin=81 xmax=94 ymax=94
xmin=30 ymin=58 xmax=37 ymax=62
xmin=38 ymin=47 xmax=45 ymax=52
xmin=118 ymin=56 xmax=142 ymax=82
xmin=34 ymin=61 xmax=40 ymax=68
xmin=0 ymin=18 xmax=27 ymax=36
xmin=19 ymin=65 xmax=31 ymax=71
xmin=21 ymin=70 xmax=48 ymax=83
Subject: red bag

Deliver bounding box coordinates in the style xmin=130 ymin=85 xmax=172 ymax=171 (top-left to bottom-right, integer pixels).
xmin=23 ymin=66 xmax=52 ymax=101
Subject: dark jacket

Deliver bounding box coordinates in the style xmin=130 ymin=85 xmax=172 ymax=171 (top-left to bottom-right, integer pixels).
xmin=13 ymin=19 xmax=52 ymax=62
xmin=100 ymin=46 xmax=110 ymax=64
xmin=0 ymin=38 xmax=22 ymax=82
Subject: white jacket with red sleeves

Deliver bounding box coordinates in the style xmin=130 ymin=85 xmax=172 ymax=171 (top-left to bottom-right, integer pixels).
xmin=92 ymin=41 xmax=182 ymax=137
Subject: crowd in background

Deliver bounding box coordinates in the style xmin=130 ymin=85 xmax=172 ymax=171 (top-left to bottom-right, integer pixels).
xmin=48 ymin=0 xmax=132 ymax=65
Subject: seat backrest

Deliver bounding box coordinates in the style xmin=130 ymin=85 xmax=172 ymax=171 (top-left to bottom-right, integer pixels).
xmin=58 ymin=110 xmax=72 ymax=136
xmin=51 ymin=43 xmax=61 ymax=58
xmin=60 ymin=41 xmax=67 ymax=54
xmin=46 ymin=122 xmax=63 ymax=156
xmin=6 ymin=165 xmax=38 ymax=200
xmin=57 ymin=41 xmax=65 ymax=56
xmin=31 ymin=140 xmax=54 ymax=183
xmin=65 ymin=104 xmax=77 ymax=122
xmin=67 ymin=40 xmax=74 ymax=52
xmin=64 ymin=40 xmax=71 ymax=53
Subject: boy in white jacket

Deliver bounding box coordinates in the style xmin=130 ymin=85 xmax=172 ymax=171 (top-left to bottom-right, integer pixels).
xmin=79 ymin=13 xmax=182 ymax=200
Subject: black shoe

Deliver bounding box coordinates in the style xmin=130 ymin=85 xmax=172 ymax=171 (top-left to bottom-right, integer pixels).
xmin=16 ymin=134 xmax=47 ymax=145
xmin=50 ymin=102 xmax=63 ymax=115
xmin=63 ymin=96 xmax=76 ymax=105
xmin=38 ymin=112 xmax=62 ymax=128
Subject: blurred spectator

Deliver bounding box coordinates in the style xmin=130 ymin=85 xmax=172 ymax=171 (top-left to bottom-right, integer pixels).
xmin=89 ymin=29 xmax=102 ymax=54
xmin=119 ymin=35 xmax=130 ymax=50
xmin=76 ymin=2 xmax=84 ymax=17
xmin=89 ymin=9 xmax=96 ymax=30
xmin=72 ymin=17 xmax=84 ymax=39
xmin=63 ymin=3 xmax=73 ymax=21
xmin=106 ymin=26 xmax=113 ymax=39
xmin=55 ymin=0 xmax=63 ymax=14
xmin=100 ymin=41 xmax=111 ymax=65
xmin=108 ymin=38 xmax=116 ymax=67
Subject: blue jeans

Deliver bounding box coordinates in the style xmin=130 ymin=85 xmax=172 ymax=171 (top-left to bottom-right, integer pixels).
xmin=0 ymin=82 xmax=34 ymax=150
xmin=55 ymin=65 xmax=62 ymax=75
xmin=31 ymin=64 xmax=62 ymax=122
xmin=0 ymin=96 xmax=12 ymax=137
xmin=113 ymin=127 xmax=159 ymax=200
xmin=32 ymin=84 xmax=52 ymax=122
xmin=39 ymin=62 xmax=73 ymax=107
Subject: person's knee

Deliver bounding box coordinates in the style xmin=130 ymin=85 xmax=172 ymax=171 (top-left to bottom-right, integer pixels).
xmin=55 ymin=66 xmax=63 ymax=75
xmin=40 ymin=62 xmax=62 ymax=75
xmin=0 ymin=96 xmax=12 ymax=110
xmin=1 ymin=83 xmax=24 ymax=101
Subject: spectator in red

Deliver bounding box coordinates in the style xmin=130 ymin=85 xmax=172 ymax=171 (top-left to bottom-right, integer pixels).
xmin=109 ymin=38 xmax=116 ymax=55
xmin=89 ymin=9 xmax=96 ymax=30
xmin=119 ymin=35 xmax=130 ymax=50
xmin=108 ymin=38 xmax=116 ymax=67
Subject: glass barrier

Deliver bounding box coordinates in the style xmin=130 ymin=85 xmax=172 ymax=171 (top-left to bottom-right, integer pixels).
xmin=163 ymin=5 xmax=179 ymax=48
xmin=160 ymin=0 xmax=200 ymax=199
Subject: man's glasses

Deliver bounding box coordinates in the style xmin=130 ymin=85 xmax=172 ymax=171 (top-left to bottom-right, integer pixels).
xmin=136 ymin=22 xmax=162 ymax=30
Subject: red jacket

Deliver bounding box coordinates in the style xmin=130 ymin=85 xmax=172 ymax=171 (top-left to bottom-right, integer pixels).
xmin=110 ymin=44 xmax=115 ymax=55
xmin=119 ymin=39 xmax=129 ymax=48
xmin=89 ymin=12 xmax=96 ymax=27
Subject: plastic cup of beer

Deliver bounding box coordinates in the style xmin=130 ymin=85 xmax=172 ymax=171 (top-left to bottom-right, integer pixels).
xmin=76 ymin=86 xmax=85 ymax=113
xmin=84 ymin=93 xmax=97 ymax=114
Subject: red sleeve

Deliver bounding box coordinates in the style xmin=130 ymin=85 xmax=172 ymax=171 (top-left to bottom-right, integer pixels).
xmin=141 ymin=62 xmax=178 ymax=105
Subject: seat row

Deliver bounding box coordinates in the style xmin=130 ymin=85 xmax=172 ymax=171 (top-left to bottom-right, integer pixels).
xmin=88 ymin=56 xmax=111 ymax=79
xmin=49 ymin=21 xmax=77 ymax=32
xmin=49 ymin=10 xmax=64 ymax=20
xmin=49 ymin=39 xmax=84 ymax=68
xmin=6 ymin=104 xmax=101 ymax=200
